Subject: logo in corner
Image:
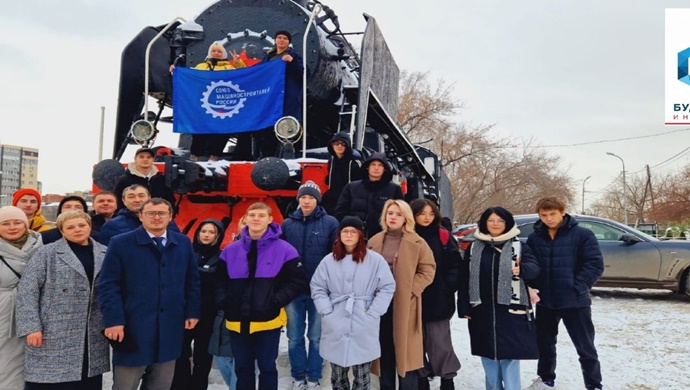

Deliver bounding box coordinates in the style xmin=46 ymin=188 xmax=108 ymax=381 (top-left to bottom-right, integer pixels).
xmin=200 ymin=80 xmax=247 ymax=119
xmin=678 ymin=47 xmax=690 ymax=86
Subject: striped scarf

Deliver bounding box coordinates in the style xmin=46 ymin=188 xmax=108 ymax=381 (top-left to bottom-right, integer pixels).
xmin=469 ymin=226 xmax=529 ymax=307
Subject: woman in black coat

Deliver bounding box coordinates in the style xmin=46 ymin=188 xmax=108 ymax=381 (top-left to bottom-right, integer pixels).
xmin=457 ymin=207 xmax=540 ymax=390
xmin=410 ymin=199 xmax=462 ymax=390
xmin=171 ymin=219 xmax=225 ymax=390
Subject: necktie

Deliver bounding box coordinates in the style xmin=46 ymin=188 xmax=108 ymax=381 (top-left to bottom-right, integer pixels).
xmin=152 ymin=237 xmax=165 ymax=253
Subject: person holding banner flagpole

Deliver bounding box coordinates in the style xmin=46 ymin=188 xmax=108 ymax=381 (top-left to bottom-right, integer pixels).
xmin=257 ymin=30 xmax=304 ymax=158
xmin=189 ymin=42 xmax=246 ymax=162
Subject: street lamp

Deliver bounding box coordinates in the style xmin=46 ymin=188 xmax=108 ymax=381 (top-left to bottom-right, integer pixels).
xmin=582 ymin=176 xmax=591 ymax=214
xmin=606 ymin=152 xmax=628 ymax=225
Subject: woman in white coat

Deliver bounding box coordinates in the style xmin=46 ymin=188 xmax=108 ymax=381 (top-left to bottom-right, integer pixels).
xmin=0 ymin=206 xmax=43 ymax=389
xmin=311 ymin=216 xmax=396 ymax=390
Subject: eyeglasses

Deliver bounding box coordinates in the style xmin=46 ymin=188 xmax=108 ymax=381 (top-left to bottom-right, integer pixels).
xmin=340 ymin=229 xmax=359 ymax=235
xmin=331 ymin=141 xmax=346 ymax=147
xmin=487 ymin=219 xmax=506 ymax=224
xmin=142 ymin=211 xmax=171 ymax=218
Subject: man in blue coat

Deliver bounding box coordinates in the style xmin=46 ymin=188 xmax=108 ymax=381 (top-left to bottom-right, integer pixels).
xmin=99 ymin=198 xmax=201 ymax=390
xmin=98 ymin=184 xmax=179 ymax=245
xmin=524 ymin=197 xmax=604 ymax=390
xmin=281 ymin=181 xmax=338 ymax=389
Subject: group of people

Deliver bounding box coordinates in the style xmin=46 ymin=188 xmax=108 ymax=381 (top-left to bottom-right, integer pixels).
xmin=1 ymin=54 xmax=605 ymax=390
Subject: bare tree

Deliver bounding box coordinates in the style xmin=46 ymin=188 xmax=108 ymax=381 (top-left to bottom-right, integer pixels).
xmin=397 ymin=71 xmax=575 ymax=224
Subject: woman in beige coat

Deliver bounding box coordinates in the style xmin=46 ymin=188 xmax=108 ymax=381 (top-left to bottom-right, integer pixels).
xmin=368 ymin=199 xmax=436 ymax=390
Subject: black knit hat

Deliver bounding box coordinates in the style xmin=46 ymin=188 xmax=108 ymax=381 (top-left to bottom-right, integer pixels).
xmin=275 ymin=30 xmax=292 ymax=42
xmin=339 ymin=216 xmax=364 ymax=232
xmin=297 ymin=180 xmax=322 ymax=203
xmin=58 ymin=196 xmax=88 ymax=216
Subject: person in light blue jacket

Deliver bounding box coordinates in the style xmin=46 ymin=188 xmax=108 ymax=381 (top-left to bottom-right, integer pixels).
xmin=310 ymin=216 xmax=396 ymax=390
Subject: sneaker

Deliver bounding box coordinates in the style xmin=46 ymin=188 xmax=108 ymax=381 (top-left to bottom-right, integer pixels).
xmin=306 ymin=381 xmax=321 ymax=390
xmin=524 ymin=377 xmax=556 ymax=390
xmin=289 ymin=379 xmax=307 ymax=390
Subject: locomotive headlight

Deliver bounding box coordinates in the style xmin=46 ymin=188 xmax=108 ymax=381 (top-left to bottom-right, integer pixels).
xmin=130 ymin=120 xmax=156 ymax=144
xmin=274 ymin=116 xmax=301 ymax=143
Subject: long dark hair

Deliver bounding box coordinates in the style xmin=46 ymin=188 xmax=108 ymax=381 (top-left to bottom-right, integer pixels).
xmin=332 ymin=229 xmax=367 ymax=263
xmin=409 ymin=198 xmax=442 ymax=227
xmin=477 ymin=206 xmax=515 ymax=235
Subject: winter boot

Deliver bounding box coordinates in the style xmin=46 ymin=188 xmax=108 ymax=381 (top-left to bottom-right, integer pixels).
xmin=440 ymin=378 xmax=455 ymax=390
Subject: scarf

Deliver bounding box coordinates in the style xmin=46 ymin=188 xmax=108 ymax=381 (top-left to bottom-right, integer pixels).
xmin=7 ymin=232 xmax=29 ymax=250
xmin=469 ymin=226 xmax=529 ymax=307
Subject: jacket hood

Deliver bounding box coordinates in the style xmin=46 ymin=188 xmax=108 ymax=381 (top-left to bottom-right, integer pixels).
xmin=239 ymin=222 xmax=283 ymax=249
xmin=533 ymin=213 xmax=577 ymax=235
xmin=362 ymin=152 xmax=393 ymax=183
xmin=127 ymin=162 xmax=160 ymax=178
xmin=288 ymin=205 xmax=327 ymax=221
xmin=327 ymin=132 xmax=353 ymax=157
xmin=193 ymin=218 xmax=226 ymax=254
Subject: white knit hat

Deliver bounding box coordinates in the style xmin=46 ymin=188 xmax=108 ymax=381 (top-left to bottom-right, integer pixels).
xmin=0 ymin=206 xmax=29 ymax=228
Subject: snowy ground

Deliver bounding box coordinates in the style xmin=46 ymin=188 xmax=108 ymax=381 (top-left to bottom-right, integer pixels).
xmin=103 ymin=288 xmax=690 ymax=389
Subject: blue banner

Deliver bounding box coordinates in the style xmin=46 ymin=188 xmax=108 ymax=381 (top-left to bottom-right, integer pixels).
xmin=173 ymin=60 xmax=286 ymax=134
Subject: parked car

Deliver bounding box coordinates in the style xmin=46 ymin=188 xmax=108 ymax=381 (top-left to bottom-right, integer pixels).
xmin=458 ymin=214 xmax=690 ymax=296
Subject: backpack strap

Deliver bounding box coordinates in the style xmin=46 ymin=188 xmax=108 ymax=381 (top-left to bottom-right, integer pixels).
xmin=439 ymin=228 xmax=450 ymax=247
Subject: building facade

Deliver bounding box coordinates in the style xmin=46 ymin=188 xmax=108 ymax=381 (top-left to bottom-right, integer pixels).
xmin=0 ymin=144 xmax=39 ymax=206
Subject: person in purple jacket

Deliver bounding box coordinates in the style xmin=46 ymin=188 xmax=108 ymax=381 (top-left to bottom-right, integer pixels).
xmin=216 ymin=202 xmax=308 ymax=390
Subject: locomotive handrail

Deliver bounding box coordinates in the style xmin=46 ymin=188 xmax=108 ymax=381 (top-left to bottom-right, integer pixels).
xmin=144 ymin=17 xmax=187 ymax=122
xmin=302 ymin=3 xmax=322 ymax=158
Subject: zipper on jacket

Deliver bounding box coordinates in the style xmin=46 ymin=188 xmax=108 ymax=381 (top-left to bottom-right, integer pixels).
xmin=491 ymin=245 xmax=498 ymax=360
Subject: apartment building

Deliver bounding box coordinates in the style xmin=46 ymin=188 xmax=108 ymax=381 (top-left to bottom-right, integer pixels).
xmin=0 ymin=144 xmax=39 ymax=206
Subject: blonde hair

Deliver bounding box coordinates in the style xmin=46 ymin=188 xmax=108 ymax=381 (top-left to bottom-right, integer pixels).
xmin=246 ymin=202 xmax=272 ymax=216
xmin=207 ymin=42 xmax=228 ymax=60
xmin=379 ymin=199 xmax=415 ymax=234
xmin=57 ymin=210 xmax=92 ymax=231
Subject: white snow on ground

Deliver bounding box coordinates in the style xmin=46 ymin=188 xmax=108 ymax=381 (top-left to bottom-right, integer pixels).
xmin=103 ymin=288 xmax=690 ymax=389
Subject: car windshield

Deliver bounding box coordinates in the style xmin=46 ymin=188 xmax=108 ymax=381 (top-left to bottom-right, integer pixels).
xmin=516 ymin=217 xmax=660 ymax=242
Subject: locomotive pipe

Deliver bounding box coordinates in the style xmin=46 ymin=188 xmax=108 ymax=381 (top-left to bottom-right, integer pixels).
xmin=303 ymin=3 xmax=322 ymax=158
xmin=144 ymin=17 xmax=187 ymax=122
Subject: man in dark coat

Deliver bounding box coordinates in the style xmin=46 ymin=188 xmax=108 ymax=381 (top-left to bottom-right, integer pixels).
xmin=524 ymin=197 xmax=604 ymax=390
xmin=99 ymin=198 xmax=201 ymax=390
xmin=98 ymin=184 xmax=179 ymax=245
xmin=281 ymin=181 xmax=338 ymax=388
xmin=89 ymin=191 xmax=118 ymax=242
xmin=334 ymin=152 xmax=404 ymax=238
xmin=112 ymin=147 xmax=175 ymax=211
xmin=41 ymin=195 xmax=88 ymax=244
xmin=321 ymin=132 xmax=362 ymax=215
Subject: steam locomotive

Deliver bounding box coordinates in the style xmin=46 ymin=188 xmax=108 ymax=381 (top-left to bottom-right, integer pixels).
xmin=92 ymin=0 xmax=452 ymax=243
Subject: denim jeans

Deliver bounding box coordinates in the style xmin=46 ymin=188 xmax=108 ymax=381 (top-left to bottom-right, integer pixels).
xmin=480 ymin=358 xmax=520 ymax=390
xmin=215 ymin=356 xmax=237 ymax=390
xmin=286 ymin=294 xmax=323 ymax=382
xmin=229 ymin=328 xmax=281 ymax=390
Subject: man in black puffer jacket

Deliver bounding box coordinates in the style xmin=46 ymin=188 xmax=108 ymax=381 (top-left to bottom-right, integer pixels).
xmin=334 ymin=152 xmax=404 ymax=238
xmin=525 ymin=197 xmax=604 ymax=390
xmin=321 ymin=132 xmax=362 ymax=215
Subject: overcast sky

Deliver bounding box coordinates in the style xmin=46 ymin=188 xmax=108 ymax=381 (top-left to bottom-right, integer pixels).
xmin=1 ymin=0 xmax=689 ymax=212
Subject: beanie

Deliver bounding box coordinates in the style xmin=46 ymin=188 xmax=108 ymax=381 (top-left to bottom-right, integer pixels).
xmin=296 ymin=180 xmax=322 ymax=203
xmin=339 ymin=216 xmax=364 ymax=232
xmin=0 ymin=206 xmax=30 ymax=228
xmin=12 ymin=188 xmax=41 ymax=208
xmin=275 ymin=30 xmax=292 ymax=42
xmin=58 ymin=196 xmax=88 ymax=216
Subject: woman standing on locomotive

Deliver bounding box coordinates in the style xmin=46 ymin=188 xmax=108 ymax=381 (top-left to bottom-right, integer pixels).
xmin=409 ymin=199 xmax=462 ymax=390
xmin=457 ymin=207 xmax=540 ymax=390
xmin=368 ymin=200 xmax=436 ymax=390
xmin=0 ymin=206 xmax=43 ymax=389
xmin=189 ymin=41 xmax=246 ymax=162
